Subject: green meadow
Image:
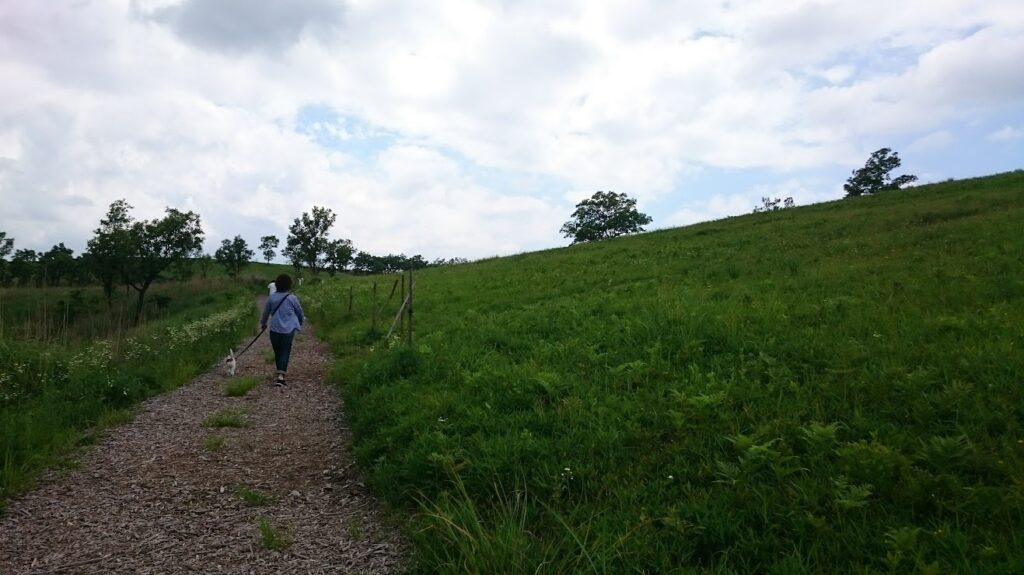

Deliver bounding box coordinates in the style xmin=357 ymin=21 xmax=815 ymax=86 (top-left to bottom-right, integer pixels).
xmin=0 ymin=283 xmax=254 ymax=507
xmin=308 ymin=171 xmax=1024 ymax=573
xmin=0 ymin=267 xmax=287 ymax=343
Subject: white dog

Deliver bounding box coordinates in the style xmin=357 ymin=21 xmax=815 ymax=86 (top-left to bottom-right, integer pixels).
xmin=224 ymin=349 xmax=237 ymax=376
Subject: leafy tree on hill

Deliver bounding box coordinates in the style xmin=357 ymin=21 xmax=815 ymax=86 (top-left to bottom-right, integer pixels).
xmin=431 ymin=257 xmax=469 ymax=266
xmin=169 ymin=258 xmax=195 ymax=282
xmin=39 ymin=243 xmax=76 ymax=286
xmin=86 ymin=199 xmax=135 ymax=310
xmin=560 ymin=191 xmax=652 ymax=244
xmin=285 ymin=206 xmax=336 ymax=275
xmin=283 ymin=246 xmax=303 ymax=277
xmin=197 ymin=253 xmax=213 ymax=279
xmin=0 ymin=231 xmax=12 ymax=259
xmin=258 ymin=235 xmax=279 ymax=264
xmin=123 ymin=206 xmax=204 ymax=324
xmin=10 ymin=249 xmax=38 ymax=286
xmin=325 ymin=238 xmax=355 ymax=276
xmin=844 ymin=148 xmax=918 ymax=197
xmin=753 ymin=196 xmax=795 ymax=213
xmin=214 ymin=235 xmax=254 ymax=278
xmin=0 ymin=231 xmax=14 ymax=287
xmin=351 ymin=252 xmax=428 ymax=274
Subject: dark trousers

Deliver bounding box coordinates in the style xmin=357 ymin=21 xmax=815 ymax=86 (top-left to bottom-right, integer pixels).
xmin=269 ymin=330 xmax=295 ymax=373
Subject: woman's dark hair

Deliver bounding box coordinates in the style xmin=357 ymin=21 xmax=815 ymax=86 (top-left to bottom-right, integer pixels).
xmin=274 ymin=274 xmax=292 ymax=292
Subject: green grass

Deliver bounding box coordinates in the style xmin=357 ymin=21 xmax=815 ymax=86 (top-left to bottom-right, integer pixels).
xmin=1 ymin=294 xmax=254 ymax=507
xmin=203 ymin=409 xmax=248 ymax=428
xmin=237 ymin=485 xmax=273 ymax=506
xmin=308 ymin=171 xmax=1024 ymax=573
xmin=346 ymin=515 xmax=364 ymax=541
xmin=204 ymin=434 xmax=226 ymax=452
xmin=257 ymin=517 xmax=293 ymax=550
xmin=0 ymin=276 xmax=256 ymax=344
xmin=224 ymin=375 xmax=260 ymax=397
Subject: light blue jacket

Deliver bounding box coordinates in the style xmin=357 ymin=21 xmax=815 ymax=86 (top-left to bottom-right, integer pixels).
xmin=261 ymin=292 xmax=304 ymax=334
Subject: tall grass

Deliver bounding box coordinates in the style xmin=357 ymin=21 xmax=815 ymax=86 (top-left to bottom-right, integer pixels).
xmin=309 ymin=171 xmax=1024 ymax=573
xmin=0 ymin=276 xmax=260 ymax=344
xmin=0 ymin=296 xmax=254 ymax=507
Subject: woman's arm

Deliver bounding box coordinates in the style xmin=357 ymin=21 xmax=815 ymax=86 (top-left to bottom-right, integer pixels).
xmin=260 ymin=297 xmax=273 ymax=329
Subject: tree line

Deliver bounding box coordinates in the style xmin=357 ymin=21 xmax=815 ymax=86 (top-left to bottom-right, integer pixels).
xmin=1 ymin=147 xmax=918 ymax=301
xmin=0 ymin=201 xmax=461 ymax=324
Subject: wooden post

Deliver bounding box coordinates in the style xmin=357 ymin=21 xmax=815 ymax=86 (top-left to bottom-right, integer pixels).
xmin=400 ymin=273 xmax=406 ymax=334
xmin=372 ymin=282 xmax=378 ymax=332
xmin=348 ymin=285 xmax=353 ymax=314
xmin=406 ymin=268 xmax=414 ymax=345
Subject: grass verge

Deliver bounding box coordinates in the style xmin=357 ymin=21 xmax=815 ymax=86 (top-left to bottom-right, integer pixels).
xmin=203 ymin=409 xmax=248 ymax=428
xmin=258 ymin=517 xmax=293 ymax=550
xmin=1 ymin=297 xmax=255 ymax=507
xmin=224 ymin=375 xmax=260 ymax=397
xmin=204 ymin=435 xmax=226 ymax=452
xmin=237 ymin=485 xmax=273 ymax=506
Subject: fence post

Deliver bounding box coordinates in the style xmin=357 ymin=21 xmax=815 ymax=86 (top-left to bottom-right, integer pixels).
xmin=406 ymin=268 xmax=414 ymax=346
xmin=400 ymin=273 xmax=406 ymax=334
xmin=348 ymin=285 xmax=353 ymax=315
xmin=372 ymin=282 xmax=378 ymax=332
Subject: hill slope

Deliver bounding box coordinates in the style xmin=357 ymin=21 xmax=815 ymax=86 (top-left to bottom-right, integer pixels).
xmin=310 ymin=170 xmax=1024 ymax=573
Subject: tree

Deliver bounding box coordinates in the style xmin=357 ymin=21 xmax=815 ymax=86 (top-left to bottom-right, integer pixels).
xmin=214 ymin=236 xmax=255 ymax=278
xmin=0 ymin=231 xmax=14 ymax=287
xmin=197 ymin=253 xmax=213 ymax=279
xmin=282 ymin=244 xmax=303 ymax=277
xmin=350 ymin=252 xmax=429 ymax=274
xmin=10 ymin=249 xmax=38 ymax=286
xmin=351 ymin=251 xmax=380 ymax=275
xmin=285 ymin=206 xmax=336 ymax=275
xmin=123 ymin=207 xmax=204 ymax=324
xmin=258 ymin=235 xmax=279 ymax=264
xmin=844 ymin=148 xmax=918 ymax=197
xmin=85 ymin=199 xmax=135 ymax=310
xmin=0 ymin=232 xmax=12 ymax=260
xmin=431 ymin=257 xmax=469 ymax=267
xmin=752 ymin=197 xmax=795 ymax=213
xmin=560 ymin=191 xmax=652 ymax=244
xmin=39 ymin=243 xmax=76 ymax=286
xmin=169 ymin=258 xmax=195 ymax=282
xmin=324 ymin=238 xmax=355 ymax=276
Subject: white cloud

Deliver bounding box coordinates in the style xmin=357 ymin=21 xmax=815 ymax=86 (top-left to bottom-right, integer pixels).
xmin=989 ymin=126 xmax=1024 ymax=141
xmin=822 ymin=65 xmax=855 ymax=85
xmin=909 ymin=130 xmax=954 ymax=152
xmin=1 ymin=0 xmax=1023 ymax=258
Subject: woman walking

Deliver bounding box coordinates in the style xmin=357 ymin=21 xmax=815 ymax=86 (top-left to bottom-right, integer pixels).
xmin=261 ymin=273 xmax=304 ymax=386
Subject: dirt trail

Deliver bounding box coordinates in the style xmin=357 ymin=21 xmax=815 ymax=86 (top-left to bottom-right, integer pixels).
xmin=0 ymin=307 xmax=406 ymax=574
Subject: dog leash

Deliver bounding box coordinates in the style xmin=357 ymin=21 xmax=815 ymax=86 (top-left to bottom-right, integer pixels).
xmin=234 ymin=292 xmax=295 ymax=359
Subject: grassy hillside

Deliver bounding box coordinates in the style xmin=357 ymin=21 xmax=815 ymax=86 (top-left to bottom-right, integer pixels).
xmin=0 ymin=276 xmax=259 ymax=510
xmin=309 ymin=171 xmax=1024 ymax=573
xmin=0 ymin=276 xmax=271 ymax=343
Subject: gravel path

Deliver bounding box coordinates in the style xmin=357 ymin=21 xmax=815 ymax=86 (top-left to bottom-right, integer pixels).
xmin=0 ymin=304 xmax=406 ymax=574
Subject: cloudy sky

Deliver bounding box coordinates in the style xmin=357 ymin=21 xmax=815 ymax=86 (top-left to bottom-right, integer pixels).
xmin=1 ymin=0 xmax=1022 ymax=260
